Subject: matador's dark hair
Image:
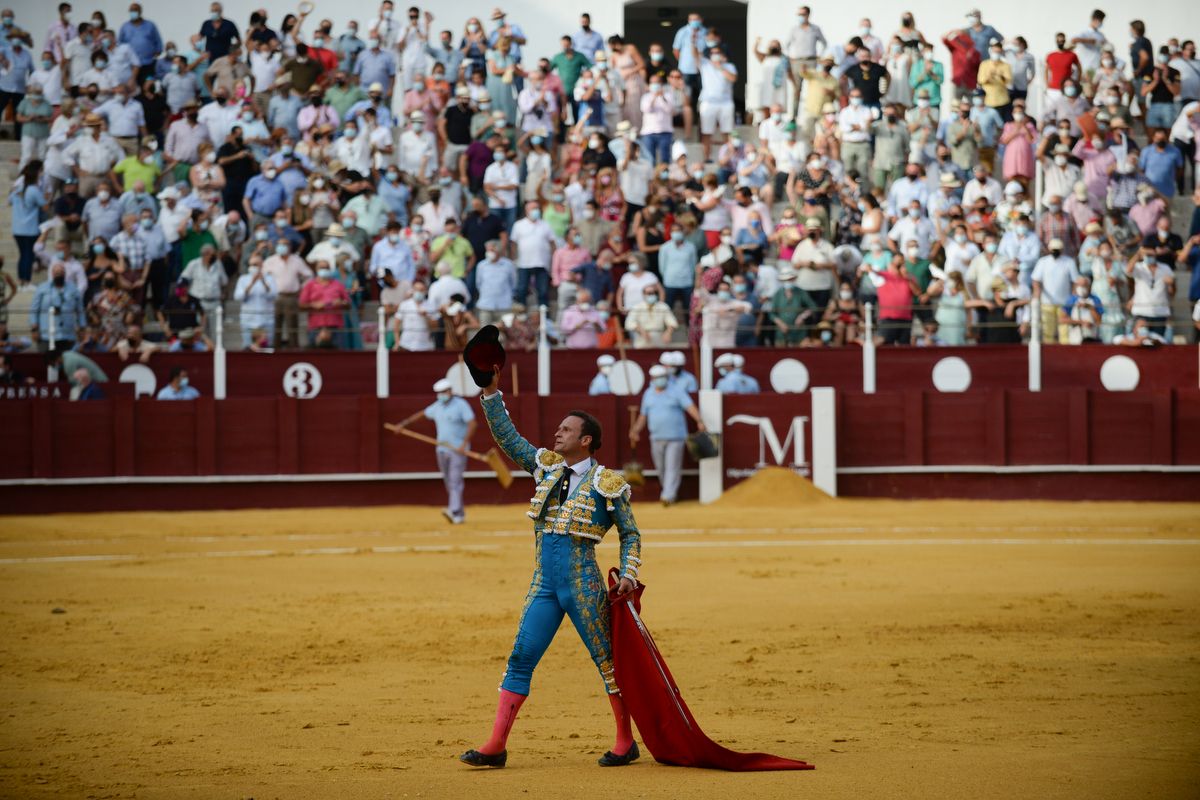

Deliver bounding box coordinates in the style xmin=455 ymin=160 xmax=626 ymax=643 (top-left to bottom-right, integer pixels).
xmin=567 ymin=410 xmax=602 ymax=453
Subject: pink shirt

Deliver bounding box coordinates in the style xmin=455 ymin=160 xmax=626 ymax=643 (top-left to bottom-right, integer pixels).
xmin=551 ymin=245 xmax=591 ymax=286
xmin=729 ymin=200 xmax=775 ymax=238
xmin=559 ymin=306 xmax=604 ymax=348
xmin=640 ymin=90 xmax=674 ymax=135
xmin=1129 ymin=198 xmax=1166 ymax=237
xmin=876 ymin=271 xmax=914 ymax=320
xmin=299 ymin=278 xmax=350 ymax=330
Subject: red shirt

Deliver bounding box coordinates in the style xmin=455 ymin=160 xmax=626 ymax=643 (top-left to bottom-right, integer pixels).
xmin=876 ymin=271 xmax=915 ymax=320
xmin=1044 ymin=50 xmax=1080 ymax=90
xmin=311 ymin=46 xmax=338 ymax=76
xmin=299 ymin=278 xmax=350 ymax=330
xmin=942 ymin=33 xmax=981 ymax=90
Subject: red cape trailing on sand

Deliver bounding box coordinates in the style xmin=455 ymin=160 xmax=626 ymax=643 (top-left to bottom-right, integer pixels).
xmin=606 ymin=570 xmax=814 ymax=771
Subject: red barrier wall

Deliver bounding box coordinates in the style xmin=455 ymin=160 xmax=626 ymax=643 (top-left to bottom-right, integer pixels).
xmin=9 ymin=345 xmax=1198 ymax=399
xmin=2 ymin=388 xmax=1197 ymax=513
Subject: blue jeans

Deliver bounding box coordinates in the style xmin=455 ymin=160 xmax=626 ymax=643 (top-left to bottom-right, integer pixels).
xmin=664 ymin=286 xmax=692 ymax=314
xmin=15 ymin=235 xmax=36 ymax=282
xmin=501 ymin=531 xmax=614 ymax=695
xmin=1146 ymin=102 xmax=1176 ymax=129
xmin=514 ymin=266 xmax=550 ymax=308
xmin=490 ymin=205 xmax=517 ymax=234
xmin=641 ymin=132 xmax=673 ymax=165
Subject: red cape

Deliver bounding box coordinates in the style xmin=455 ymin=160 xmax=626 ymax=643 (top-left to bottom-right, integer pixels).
xmin=606 ymin=570 xmax=814 ymax=771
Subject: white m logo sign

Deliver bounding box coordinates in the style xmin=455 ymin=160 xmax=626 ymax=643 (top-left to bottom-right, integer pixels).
xmin=726 ymin=415 xmax=809 ymax=468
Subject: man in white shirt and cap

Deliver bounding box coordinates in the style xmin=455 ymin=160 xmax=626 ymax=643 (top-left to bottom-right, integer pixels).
xmin=589 ymin=354 xmax=615 ymax=395
xmin=659 ymin=350 xmax=697 ymax=395
xmin=305 ymin=223 xmax=361 ymax=272
xmin=715 ymin=353 xmax=760 ymax=394
xmin=630 ymin=364 xmax=706 ymax=506
xmin=393 ymin=378 xmax=478 ymax=524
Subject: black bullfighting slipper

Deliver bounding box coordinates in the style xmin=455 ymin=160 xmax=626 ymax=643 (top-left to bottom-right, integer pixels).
xmin=459 ymin=749 xmax=507 ymax=768
xmin=598 ymin=742 xmax=640 ymax=767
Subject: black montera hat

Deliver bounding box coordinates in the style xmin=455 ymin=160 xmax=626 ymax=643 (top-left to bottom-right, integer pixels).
xmin=463 ymin=325 xmax=506 ymax=387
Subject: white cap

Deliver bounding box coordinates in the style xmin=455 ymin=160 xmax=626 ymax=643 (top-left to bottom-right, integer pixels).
xmin=368 ymin=82 xmax=384 ymax=93
xmin=658 ymin=351 xmax=675 ymax=366
xmin=671 ymin=140 xmax=688 ymax=161
xmin=714 ymin=353 xmax=735 ymax=368
xmin=732 ymin=354 xmax=746 ymax=369
xmin=649 ymin=365 xmax=668 ymax=378
xmin=432 ymin=378 xmax=453 ymax=393
xmin=596 ymin=354 xmax=615 ymax=367
xmin=1003 ymin=181 xmax=1023 ymax=196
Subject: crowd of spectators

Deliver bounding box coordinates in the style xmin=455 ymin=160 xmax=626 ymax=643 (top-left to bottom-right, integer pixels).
xmin=2 ymin=1 xmax=1199 ymax=366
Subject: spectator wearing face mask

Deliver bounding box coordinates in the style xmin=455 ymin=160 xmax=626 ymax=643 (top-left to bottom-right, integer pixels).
xmin=299 ymin=260 xmax=350 ymax=348
xmin=393 ymin=378 xmax=476 ymax=525
xmin=483 ymin=145 xmax=520 ymax=231
xmin=392 ymin=278 xmax=438 ymax=352
xmin=697 ymin=279 xmax=751 ymax=349
xmin=1031 ymin=238 xmax=1081 ymax=342
xmin=941 ymin=27 xmax=981 ymax=102
xmin=1139 ymin=130 xmax=1185 ymax=198
xmin=262 ymin=238 xmax=312 ymax=348
xmin=1037 ymin=194 xmax=1081 ymax=258
xmin=588 ymin=354 xmax=615 ymax=395
xmin=474 ymin=240 xmax=516 ymax=326
xmin=630 ymin=364 xmax=705 ymax=506
xmin=510 ymin=201 xmax=556 ymax=309
xmin=624 ymin=288 xmax=675 ymax=348
xmin=1125 ymin=248 xmax=1176 ymax=336
xmin=558 ymin=288 xmax=603 ymax=349
xmin=715 ymin=353 xmax=760 ymax=394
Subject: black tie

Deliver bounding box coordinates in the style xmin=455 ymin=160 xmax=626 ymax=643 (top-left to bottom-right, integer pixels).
xmin=558 ymin=470 xmax=571 ymax=505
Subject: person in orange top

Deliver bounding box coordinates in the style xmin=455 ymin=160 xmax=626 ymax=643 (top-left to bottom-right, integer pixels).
xmin=595 ymin=298 xmax=623 ymax=349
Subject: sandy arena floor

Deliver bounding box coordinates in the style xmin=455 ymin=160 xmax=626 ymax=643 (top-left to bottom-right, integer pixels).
xmin=1 ymin=481 xmax=1198 ymax=800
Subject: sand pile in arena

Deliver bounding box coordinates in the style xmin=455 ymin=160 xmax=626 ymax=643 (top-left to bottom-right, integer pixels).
xmin=711 ymin=466 xmax=832 ymax=508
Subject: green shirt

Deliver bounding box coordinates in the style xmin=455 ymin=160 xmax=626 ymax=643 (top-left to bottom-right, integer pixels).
xmin=180 ymin=230 xmax=217 ymax=271
xmin=772 ymin=285 xmax=819 ymax=324
xmin=905 ymin=258 xmax=932 ymax=292
xmin=431 ymin=234 xmax=475 ymax=278
xmin=112 ymin=155 xmax=161 ymax=193
xmin=549 ymin=51 xmax=591 ymax=95
xmin=324 ymin=85 xmax=368 ymax=122
xmin=16 ymin=96 xmax=53 ymax=139
xmin=909 ymin=59 xmax=944 ymax=107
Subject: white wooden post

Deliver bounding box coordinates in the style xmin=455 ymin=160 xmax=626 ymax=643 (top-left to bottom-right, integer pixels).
xmin=699 ymin=307 xmax=713 ymax=391
xmin=1029 ymin=296 xmax=1042 ymax=392
xmin=697 ymin=389 xmax=722 ymax=504
xmin=537 ymin=304 xmax=550 ymax=396
xmin=375 ymin=304 xmax=389 ymax=398
xmin=810 ymin=386 xmax=838 ymax=497
xmin=213 ymin=306 xmax=226 ymax=399
xmin=862 ymin=302 xmax=876 ymax=394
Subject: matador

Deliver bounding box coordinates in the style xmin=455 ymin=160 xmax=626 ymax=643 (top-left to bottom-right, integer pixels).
xmin=460 ymin=368 xmax=643 ymax=769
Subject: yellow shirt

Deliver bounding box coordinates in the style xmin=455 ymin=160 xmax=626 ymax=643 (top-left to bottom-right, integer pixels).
xmin=977 ymin=60 xmax=1012 ymax=108
xmin=801 ymin=70 xmax=839 ymax=117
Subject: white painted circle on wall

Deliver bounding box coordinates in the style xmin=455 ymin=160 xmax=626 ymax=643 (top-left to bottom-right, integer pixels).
xmin=607 ymin=360 xmax=646 ymax=396
xmin=445 ymin=362 xmax=482 ymax=397
xmin=282 ymin=362 xmax=323 ymax=398
xmin=769 ymin=358 xmax=810 ymax=394
xmin=118 ymin=364 xmax=157 ymax=398
xmin=931 ymin=357 xmax=972 ymax=392
xmin=1099 ymin=355 xmax=1140 ymax=391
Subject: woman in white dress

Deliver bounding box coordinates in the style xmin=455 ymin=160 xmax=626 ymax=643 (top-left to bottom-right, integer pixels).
xmin=752 ymin=37 xmax=788 ymax=124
